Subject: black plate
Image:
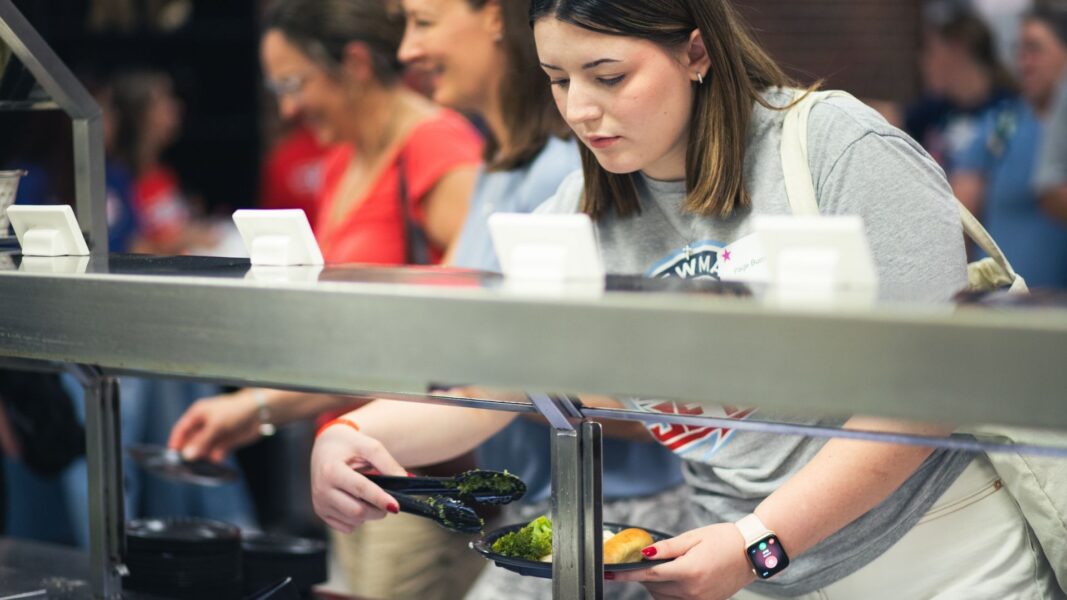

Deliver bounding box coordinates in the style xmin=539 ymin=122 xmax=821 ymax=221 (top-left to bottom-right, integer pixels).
xmin=128 ymin=444 xmax=238 ymax=486
xmin=242 ymin=531 xmax=327 ymax=556
xmin=471 ymin=522 xmax=674 ymax=578
xmin=127 ymin=516 xmax=242 ymax=555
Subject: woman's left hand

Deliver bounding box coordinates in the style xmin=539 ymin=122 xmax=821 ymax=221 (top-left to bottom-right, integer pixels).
xmin=611 ymin=523 xmax=757 ymax=600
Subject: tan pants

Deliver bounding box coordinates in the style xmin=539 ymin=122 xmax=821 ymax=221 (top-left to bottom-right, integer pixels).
xmin=734 ymin=455 xmax=1064 ymax=600
xmin=332 ymin=512 xmax=486 ymax=600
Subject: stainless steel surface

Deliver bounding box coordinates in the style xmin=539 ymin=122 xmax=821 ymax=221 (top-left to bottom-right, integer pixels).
xmin=581 ymin=407 xmax=1067 ymax=458
xmin=0 ymin=100 xmax=58 ymax=110
xmin=71 ymin=114 xmax=108 ymax=255
xmin=0 ymin=0 xmax=108 ymax=254
xmin=0 ymin=537 xmax=219 ymax=599
xmin=530 ymin=393 xmax=577 ymax=431
xmin=0 ymin=254 xmax=1065 ymax=429
xmin=551 ymin=428 xmax=581 ymax=600
xmin=69 ymin=366 xmax=125 ymax=599
xmin=0 ymin=254 xmax=1065 ymax=599
xmin=0 ymin=537 xmax=92 ymax=598
xmin=550 ymin=422 xmax=604 ymax=600
xmin=580 ymin=422 xmax=603 ymax=600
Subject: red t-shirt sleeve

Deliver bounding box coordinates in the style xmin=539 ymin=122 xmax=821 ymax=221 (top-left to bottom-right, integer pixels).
xmin=399 ymin=110 xmax=484 ymax=216
xmin=259 ymin=129 xmax=329 ymax=224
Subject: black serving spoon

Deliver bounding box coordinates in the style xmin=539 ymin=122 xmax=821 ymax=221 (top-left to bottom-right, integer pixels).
xmin=368 ymin=470 xmax=526 ymax=505
xmin=386 ymin=491 xmax=484 ymax=534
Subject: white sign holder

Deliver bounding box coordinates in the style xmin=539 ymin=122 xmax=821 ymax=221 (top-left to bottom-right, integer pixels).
xmin=232 ymin=209 xmax=324 ymax=267
xmin=489 ymin=213 xmax=605 ymax=297
xmin=7 ymin=205 xmax=91 ymax=257
xmin=754 ymin=215 xmax=878 ymax=307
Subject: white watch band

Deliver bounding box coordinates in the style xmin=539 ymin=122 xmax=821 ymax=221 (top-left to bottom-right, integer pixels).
xmin=735 ymin=513 xmax=774 ymax=546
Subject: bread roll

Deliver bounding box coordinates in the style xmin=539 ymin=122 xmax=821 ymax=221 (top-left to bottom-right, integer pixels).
xmin=603 ymin=528 xmax=654 ymax=564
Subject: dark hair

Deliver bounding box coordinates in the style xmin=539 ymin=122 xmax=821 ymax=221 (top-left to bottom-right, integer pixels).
xmin=264 ymin=0 xmax=405 ymax=85
xmin=1028 ymin=0 xmax=1067 ymax=47
xmin=530 ymin=0 xmax=799 ymax=219
xmin=464 ymin=0 xmax=570 ymax=171
xmin=110 ymin=69 xmax=174 ymax=176
xmin=925 ymin=8 xmax=1016 ymax=93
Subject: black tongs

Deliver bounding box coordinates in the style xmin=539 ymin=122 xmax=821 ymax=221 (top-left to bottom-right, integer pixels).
xmin=367 ymin=470 xmax=526 ymax=534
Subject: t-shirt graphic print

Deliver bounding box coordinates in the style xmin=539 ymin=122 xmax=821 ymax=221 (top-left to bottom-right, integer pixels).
xmin=635 ymin=238 xmax=760 ymax=461
xmin=633 ymin=399 xmax=757 ymax=462
xmin=647 ymin=241 xmax=725 ymax=279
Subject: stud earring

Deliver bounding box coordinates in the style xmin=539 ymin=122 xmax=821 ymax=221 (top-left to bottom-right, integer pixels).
xmin=696 ymin=72 xmax=705 ymax=85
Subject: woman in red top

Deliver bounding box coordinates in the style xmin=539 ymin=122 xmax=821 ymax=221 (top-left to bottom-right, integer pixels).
xmin=261 ymin=0 xmax=482 ymax=265
xmin=172 ymin=1 xmax=484 ymax=598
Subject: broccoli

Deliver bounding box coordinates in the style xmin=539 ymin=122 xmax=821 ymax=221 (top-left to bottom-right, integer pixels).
xmin=491 ymin=515 xmax=553 ymax=560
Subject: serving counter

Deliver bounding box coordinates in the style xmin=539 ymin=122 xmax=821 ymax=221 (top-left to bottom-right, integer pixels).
xmin=0 ymin=251 xmax=1065 ymax=599
xmin=3 ymin=0 xmax=1064 ymax=596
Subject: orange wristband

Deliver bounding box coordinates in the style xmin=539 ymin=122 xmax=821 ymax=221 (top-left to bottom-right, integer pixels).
xmin=316 ymin=417 xmax=361 ymax=439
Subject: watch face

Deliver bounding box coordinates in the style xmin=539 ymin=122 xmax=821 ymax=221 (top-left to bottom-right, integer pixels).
xmin=748 ymin=535 xmax=789 ymax=579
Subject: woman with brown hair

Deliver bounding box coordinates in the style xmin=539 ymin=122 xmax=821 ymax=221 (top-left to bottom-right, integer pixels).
xmin=169 ymin=0 xmax=484 ymax=597
xmin=310 ymin=0 xmax=1060 ymax=598
xmin=396 ymin=2 xmax=688 ymax=598
xmin=259 ymin=0 xmax=481 ymax=265
xmin=906 ymin=5 xmax=1018 ymax=175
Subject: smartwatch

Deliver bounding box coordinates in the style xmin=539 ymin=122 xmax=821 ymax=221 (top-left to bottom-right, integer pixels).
xmin=735 ymin=514 xmax=790 ymax=579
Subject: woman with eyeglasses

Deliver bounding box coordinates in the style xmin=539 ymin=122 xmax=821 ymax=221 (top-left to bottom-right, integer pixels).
xmin=169 ymin=1 xmax=485 ymax=598
xmin=260 ymin=0 xmax=481 ymax=264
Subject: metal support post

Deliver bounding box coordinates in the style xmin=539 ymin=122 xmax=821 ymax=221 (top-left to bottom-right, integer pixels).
xmin=535 ymin=392 xmax=604 ymax=600
xmin=581 ymin=421 xmax=604 ymax=599
xmin=0 ymin=0 xmax=109 ymax=254
xmin=69 ymin=365 xmax=125 ymax=598
xmin=552 ymin=426 xmax=582 ymax=600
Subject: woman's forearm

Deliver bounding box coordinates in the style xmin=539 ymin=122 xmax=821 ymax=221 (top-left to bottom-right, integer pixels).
xmin=255 ymin=389 xmax=358 ymax=425
xmin=755 ymin=417 xmax=953 ymax=557
xmin=343 ymin=399 xmax=518 ymax=467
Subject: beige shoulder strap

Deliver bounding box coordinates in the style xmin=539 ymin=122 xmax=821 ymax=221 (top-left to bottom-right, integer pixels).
xmin=780 ymin=89 xmax=853 ymax=216
xmin=780 ymin=89 xmax=1028 ymax=293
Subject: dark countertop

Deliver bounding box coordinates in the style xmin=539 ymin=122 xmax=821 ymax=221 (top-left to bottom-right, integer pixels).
xmin=0 ymin=537 xmax=365 ymax=599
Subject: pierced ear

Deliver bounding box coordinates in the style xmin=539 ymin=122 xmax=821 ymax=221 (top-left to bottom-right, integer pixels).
xmin=687 ymin=29 xmax=711 ymax=79
xmin=341 ymin=41 xmax=375 ymax=84
xmin=481 ymin=0 xmax=505 ymax=43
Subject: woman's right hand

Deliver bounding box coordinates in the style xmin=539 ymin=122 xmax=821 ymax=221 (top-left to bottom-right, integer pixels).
xmin=311 ymin=422 xmax=406 ymax=533
xmin=167 ymin=389 xmax=262 ymax=462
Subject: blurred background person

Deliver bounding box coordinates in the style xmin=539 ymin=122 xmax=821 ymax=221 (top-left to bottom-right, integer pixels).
xmin=91 ymin=74 xmax=143 ymax=254
xmin=1034 ymin=0 xmax=1067 ymax=224
xmin=970 ymin=0 xmax=1035 ymax=72
xmin=906 ymin=2 xmax=1018 ymax=177
xmin=258 ymin=122 xmax=328 ymax=225
xmin=953 ymin=1 xmax=1067 ymax=290
xmin=110 ymin=68 xmax=228 ymax=255
xmin=0 ymin=71 xmax=259 ymax=548
xmin=260 ymin=0 xmax=480 ymax=265
xmin=57 ymin=71 xmax=258 ymax=548
xmin=397 ymin=1 xmax=688 ymax=599
xmin=170 ymin=0 xmax=485 ymax=597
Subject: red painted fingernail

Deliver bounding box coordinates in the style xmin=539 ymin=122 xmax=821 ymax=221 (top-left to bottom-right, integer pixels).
xmin=387 ymin=503 xmax=399 ymax=514
xmin=604 ymin=572 xmax=615 ymax=580
xmin=642 ymin=546 xmax=657 ymax=557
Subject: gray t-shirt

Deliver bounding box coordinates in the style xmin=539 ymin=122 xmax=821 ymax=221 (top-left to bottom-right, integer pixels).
xmin=537 ymin=89 xmax=972 ymax=596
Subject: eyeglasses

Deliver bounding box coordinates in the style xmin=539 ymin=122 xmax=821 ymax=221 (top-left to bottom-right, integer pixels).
xmin=265 ymin=73 xmax=310 ymax=99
